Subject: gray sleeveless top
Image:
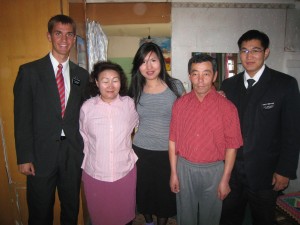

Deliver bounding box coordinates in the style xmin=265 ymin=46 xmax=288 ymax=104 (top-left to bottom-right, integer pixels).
xmin=133 ymin=80 xmax=185 ymax=151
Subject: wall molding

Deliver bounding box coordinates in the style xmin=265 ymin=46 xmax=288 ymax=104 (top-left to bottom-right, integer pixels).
xmin=172 ymin=2 xmax=294 ymax=9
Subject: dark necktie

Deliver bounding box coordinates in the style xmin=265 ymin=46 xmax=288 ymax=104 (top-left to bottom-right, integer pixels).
xmin=56 ymin=64 xmax=65 ymax=117
xmin=247 ymin=79 xmax=255 ymax=89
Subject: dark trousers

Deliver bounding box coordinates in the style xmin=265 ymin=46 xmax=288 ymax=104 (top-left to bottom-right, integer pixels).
xmin=220 ymin=161 xmax=278 ymax=225
xmin=27 ymin=139 xmax=82 ymax=225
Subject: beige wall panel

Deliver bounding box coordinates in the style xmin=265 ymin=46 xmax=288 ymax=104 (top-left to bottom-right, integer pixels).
xmin=70 ymin=1 xmax=87 ymax=63
xmin=70 ymin=2 xmax=86 ymax=38
xmin=0 ymin=125 xmax=14 ymax=225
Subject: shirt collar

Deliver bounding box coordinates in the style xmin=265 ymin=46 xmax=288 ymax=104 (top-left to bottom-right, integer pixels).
xmin=243 ymin=64 xmax=265 ymax=88
xmin=49 ymin=52 xmax=69 ymax=73
xmin=191 ymin=86 xmax=217 ymax=102
xmin=95 ymin=94 xmax=122 ymax=105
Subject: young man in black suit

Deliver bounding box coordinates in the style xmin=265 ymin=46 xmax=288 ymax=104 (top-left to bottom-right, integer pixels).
xmin=14 ymin=15 xmax=89 ymax=225
xmin=220 ymin=30 xmax=300 ymax=225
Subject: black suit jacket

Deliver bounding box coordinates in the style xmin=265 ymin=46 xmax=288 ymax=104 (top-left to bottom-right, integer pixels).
xmin=14 ymin=54 xmax=90 ymax=176
xmin=221 ymin=66 xmax=300 ymax=190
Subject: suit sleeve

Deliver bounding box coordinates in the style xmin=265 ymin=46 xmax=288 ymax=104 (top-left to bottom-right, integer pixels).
xmin=14 ymin=65 xmax=34 ymax=164
xmin=81 ymin=69 xmax=91 ymax=102
xmin=220 ymin=78 xmax=230 ymax=94
xmin=276 ymin=78 xmax=300 ymax=179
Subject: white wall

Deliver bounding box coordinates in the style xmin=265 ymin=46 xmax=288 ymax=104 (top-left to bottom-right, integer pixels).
xmin=107 ymin=36 xmax=140 ymax=57
xmin=172 ymin=6 xmax=288 ymax=90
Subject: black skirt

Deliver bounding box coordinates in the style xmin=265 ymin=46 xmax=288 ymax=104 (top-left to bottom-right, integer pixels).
xmin=133 ymin=144 xmax=177 ymax=218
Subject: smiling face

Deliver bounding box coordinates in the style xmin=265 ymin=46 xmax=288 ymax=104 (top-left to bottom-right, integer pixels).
xmin=189 ymin=61 xmax=217 ymax=101
xmin=47 ymin=22 xmax=76 ymax=62
xmin=139 ymin=51 xmax=161 ymax=81
xmin=239 ymin=39 xmax=270 ymax=77
xmin=96 ymin=69 xmax=121 ymax=103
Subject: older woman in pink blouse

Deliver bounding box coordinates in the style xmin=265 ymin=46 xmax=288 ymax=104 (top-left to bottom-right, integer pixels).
xmin=80 ymin=61 xmax=138 ymax=225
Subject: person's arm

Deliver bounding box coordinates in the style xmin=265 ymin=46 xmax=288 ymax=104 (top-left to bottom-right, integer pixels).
xmin=14 ymin=65 xmax=35 ymax=175
xmin=79 ymin=104 xmax=89 ymax=156
xmin=169 ymin=140 xmax=180 ymax=193
xmin=174 ymin=79 xmax=186 ymax=96
xmin=219 ymin=94 xmax=243 ymax=199
xmin=218 ymin=148 xmax=237 ymax=200
xmin=274 ymin=77 xmax=300 ymax=190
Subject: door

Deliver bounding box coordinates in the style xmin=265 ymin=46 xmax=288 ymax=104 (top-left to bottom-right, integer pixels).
xmin=0 ymin=0 xmax=84 ymax=224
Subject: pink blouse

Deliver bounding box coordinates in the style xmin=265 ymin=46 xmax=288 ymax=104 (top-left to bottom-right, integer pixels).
xmin=80 ymin=95 xmax=139 ymax=182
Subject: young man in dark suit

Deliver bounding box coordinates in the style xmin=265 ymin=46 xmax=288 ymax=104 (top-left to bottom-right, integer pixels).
xmin=14 ymin=14 xmax=89 ymax=225
xmin=220 ymin=29 xmax=300 ymax=225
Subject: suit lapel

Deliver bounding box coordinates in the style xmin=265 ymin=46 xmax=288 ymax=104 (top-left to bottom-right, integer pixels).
xmin=64 ymin=62 xmax=78 ymax=118
xmin=242 ymin=67 xmax=272 ymax=134
xmin=248 ymin=66 xmax=272 ymax=105
xmin=231 ymin=73 xmax=245 ymax=108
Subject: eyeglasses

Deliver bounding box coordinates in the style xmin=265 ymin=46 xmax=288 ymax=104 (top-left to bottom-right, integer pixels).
xmin=239 ymin=48 xmax=264 ymax=55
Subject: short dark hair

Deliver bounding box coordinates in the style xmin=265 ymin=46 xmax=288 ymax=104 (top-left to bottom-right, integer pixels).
xmin=48 ymin=14 xmax=76 ymax=34
xmin=237 ymin=30 xmax=269 ymax=50
xmin=90 ymin=61 xmax=128 ymax=97
xmin=188 ymin=54 xmax=218 ymax=74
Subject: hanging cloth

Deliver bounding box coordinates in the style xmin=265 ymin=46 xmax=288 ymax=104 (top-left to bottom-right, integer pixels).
xmin=86 ymin=20 xmax=108 ymax=73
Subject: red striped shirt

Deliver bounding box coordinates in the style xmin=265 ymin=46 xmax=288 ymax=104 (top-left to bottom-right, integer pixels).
xmin=169 ymin=88 xmax=243 ymax=163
